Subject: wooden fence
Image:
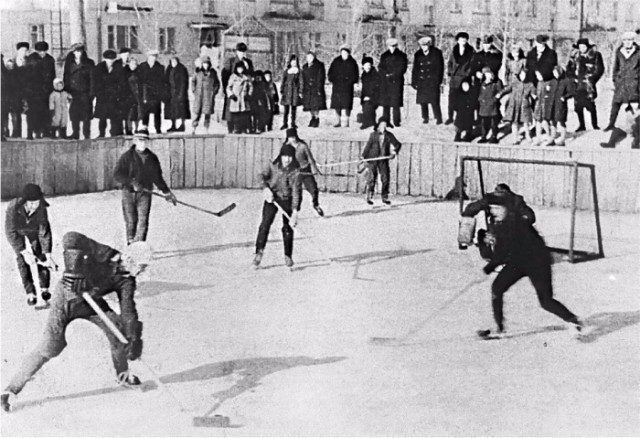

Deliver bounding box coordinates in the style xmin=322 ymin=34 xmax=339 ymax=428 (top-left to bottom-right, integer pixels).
xmin=2 ymin=135 xmax=639 ymax=213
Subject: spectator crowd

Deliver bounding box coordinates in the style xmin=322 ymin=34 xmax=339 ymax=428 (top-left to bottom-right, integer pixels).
xmin=1 ymin=30 xmax=639 ymax=148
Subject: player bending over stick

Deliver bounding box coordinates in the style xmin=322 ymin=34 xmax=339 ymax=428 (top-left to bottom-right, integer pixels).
xmin=460 ymin=188 xmax=585 ymax=338
xmin=254 ymin=143 xmax=302 ymax=268
xmin=285 ymin=127 xmax=324 ymax=217
xmin=1 ymin=232 xmax=149 ymax=413
xmin=360 ymin=117 xmax=402 ymax=205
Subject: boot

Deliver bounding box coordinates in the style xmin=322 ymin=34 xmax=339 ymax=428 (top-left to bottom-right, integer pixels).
xmin=27 ymin=292 xmax=37 ymax=306
xmin=313 ymin=205 xmax=324 ymax=217
xmin=117 ymin=371 xmax=141 ymax=388
xmin=382 ymin=197 xmax=391 ymax=205
xmin=284 ymin=256 xmax=294 ymax=268
xmin=41 ymin=288 xmax=51 ymax=301
xmin=366 ymin=191 xmax=374 ymax=205
xmin=341 ymin=114 xmax=349 ymax=128
xmin=590 ymin=111 xmax=599 ymax=130
xmin=253 ymin=250 xmax=263 ymax=267
xmin=1 ymin=392 xmax=11 ymax=413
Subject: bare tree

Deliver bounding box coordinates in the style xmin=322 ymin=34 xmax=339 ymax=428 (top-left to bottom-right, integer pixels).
xmin=69 ymin=0 xmax=86 ymax=45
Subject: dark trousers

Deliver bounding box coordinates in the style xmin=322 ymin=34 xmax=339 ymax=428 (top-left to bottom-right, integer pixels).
xmin=9 ymin=111 xmax=22 ymax=137
xmin=575 ymin=102 xmax=598 ymax=129
xmin=300 ymin=165 xmax=320 ymax=207
xmin=256 ymin=199 xmax=294 ymax=257
xmin=71 ymin=118 xmax=91 ymax=139
xmin=448 ymin=89 xmax=458 ymax=120
xmin=491 ymin=262 xmax=578 ymax=330
xmin=16 ymin=238 xmax=50 ymax=295
xmin=361 ymin=101 xmax=377 ymax=128
xmin=365 ymin=160 xmax=391 ymax=199
xmin=481 ymin=116 xmax=499 ymax=139
xmin=230 ymin=112 xmax=251 ymax=134
xmin=283 ymin=105 xmax=297 ymax=127
xmin=608 ymin=101 xmax=631 ymax=127
xmin=51 ymin=126 xmax=67 ymax=139
xmin=98 ymin=117 xmax=124 ymax=137
xmin=421 ymin=101 xmax=442 ymax=123
xmin=382 ymin=106 xmax=401 ymax=126
xmin=122 ymin=190 xmax=152 ymax=244
xmin=140 ymin=102 xmax=162 ymax=133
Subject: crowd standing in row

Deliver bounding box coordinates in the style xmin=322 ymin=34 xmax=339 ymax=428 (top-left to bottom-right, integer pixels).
xmin=1 ymin=31 xmax=639 ymax=146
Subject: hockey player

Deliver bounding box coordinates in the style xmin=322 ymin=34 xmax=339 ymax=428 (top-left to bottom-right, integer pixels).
xmin=254 ymin=143 xmax=302 ymax=268
xmin=4 ymin=183 xmax=56 ymax=306
xmin=360 ymin=117 xmax=402 ymax=205
xmin=285 ymin=127 xmax=324 ymax=216
xmin=461 ymin=191 xmax=584 ymax=337
xmin=113 ymin=130 xmax=178 ymax=244
xmin=1 ymin=232 xmax=148 ymax=413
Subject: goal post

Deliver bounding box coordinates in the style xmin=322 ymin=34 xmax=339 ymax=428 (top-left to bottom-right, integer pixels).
xmin=458 ymin=156 xmax=604 ymax=264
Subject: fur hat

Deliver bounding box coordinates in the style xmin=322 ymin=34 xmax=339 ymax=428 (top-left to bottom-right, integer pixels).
xmin=263 ymin=69 xmax=273 ymax=76
xmin=374 ymin=117 xmax=391 ymax=129
xmin=34 ymin=41 xmax=49 ymax=51
xmin=119 ymin=47 xmax=131 ymax=54
xmin=102 ymin=49 xmax=117 ymax=60
xmin=52 ymin=77 xmax=64 ymax=87
xmin=455 ymin=32 xmax=469 ymax=41
xmin=482 ymin=66 xmax=492 ymax=74
xmin=484 ymin=192 xmax=510 ymax=206
xmin=339 ymin=44 xmax=351 ymax=53
xmin=278 ymin=143 xmax=296 ymax=158
xmin=134 ymin=129 xmax=149 ymax=139
xmin=22 ymin=183 xmax=44 ymax=202
xmin=147 ymin=49 xmax=159 ymax=56
xmin=386 ymin=37 xmax=398 ymax=47
xmin=70 ymin=43 xmax=85 ymax=52
xmin=16 ymin=42 xmax=29 ymax=50
xmin=236 ymin=42 xmax=248 ymax=52
xmin=233 ymin=61 xmax=246 ymax=74
xmin=362 ymin=55 xmax=374 ymax=65
xmin=200 ymin=55 xmax=211 ymax=64
xmin=285 ymin=127 xmax=298 ymax=139
xmin=482 ymin=35 xmax=494 ymax=44
xmin=418 ymin=36 xmax=432 ymax=46
xmin=535 ymin=34 xmax=549 ymax=44
xmin=574 ymin=38 xmax=593 ymax=48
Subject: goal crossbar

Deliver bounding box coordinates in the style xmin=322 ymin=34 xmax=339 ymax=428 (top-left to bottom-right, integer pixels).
xmin=458 ymin=156 xmax=604 ymax=264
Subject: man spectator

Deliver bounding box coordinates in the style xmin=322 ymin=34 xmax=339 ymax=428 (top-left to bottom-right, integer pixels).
xmin=471 ymin=35 xmax=503 ymax=78
xmin=566 ymin=38 xmax=605 ymax=131
xmin=2 ymin=58 xmax=23 ymax=138
xmin=165 ymin=56 xmax=190 ymax=132
xmin=63 ymin=43 xmax=95 ymax=139
xmin=301 ymin=50 xmax=327 ymax=128
xmin=93 ymin=49 xmax=126 ymax=137
xmin=525 ymin=34 xmax=558 ymax=85
xmin=327 ymin=45 xmax=359 ymax=127
xmin=604 ymin=31 xmax=640 ymax=132
xmin=221 ymin=42 xmax=254 ymax=133
xmin=445 ymin=32 xmax=475 ymax=125
xmin=11 ymin=42 xmax=31 ymax=137
xmin=378 ymin=38 xmax=408 ymax=127
xmin=25 ymin=41 xmax=56 ymax=139
xmin=138 ymin=50 xmax=166 ymax=134
xmin=115 ymin=47 xmax=133 ymax=134
xmin=411 ymin=35 xmax=444 ymax=125
xmin=1 ymin=54 xmax=10 ymax=139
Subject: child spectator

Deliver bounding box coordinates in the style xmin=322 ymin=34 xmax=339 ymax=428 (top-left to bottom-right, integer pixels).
xmin=533 ymin=70 xmax=555 ymax=145
xmin=477 ymin=67 xmax=503 ymax=143
xmin=454 ymin=80 xmax=476 ymax=142
xmin=126 ymin=58 xmax=142 ymax=135
xmin=191 ymin=56 xmax=220 ymax=134
xmin=226 ymin=62 xmax=253 ymax=134
xmin=48 ymin=78 xmax=71 ymax=138
xmin=498 ymin=69 xmax=536 ymax=145
xmin=360 ymin=55 xmax=381 ymax=130
xmin=263 ymin=70 xmax=279 ymax=131
xmin=251 ymin=70 xmax=271 ymax=134
xmin=280 ymin=55 xmax=302 ymax=130
xmin=546 ymin=65 xmax=574 ymax=146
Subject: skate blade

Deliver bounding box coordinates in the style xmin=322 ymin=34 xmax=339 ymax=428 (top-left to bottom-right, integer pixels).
xmin=193 ymin=415 xmax=231 ymax=428
xmin=34 ymin=302 xmax=50 ymax=311
xmin=369 ymin=337 xmax=399 ymax=345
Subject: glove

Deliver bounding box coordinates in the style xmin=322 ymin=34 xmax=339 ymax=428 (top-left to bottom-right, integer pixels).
xmin=42 ymin=254 xmax=58 ymax=271
xmin=290 ymin=210 xmax=299 ymax=227
xmin=126 ymin=321 xmax=143 ymax=361
xmin=165 ymin=192 xmax=178 ymax=206
xmin=130 ymin=180 xmax=143 ymax=192
xmin=230 ymin=95 xmax=238 ymax=101
xmin=20 ymin=249 xmax=37 ymax=266
xmin=263 ymin=187 xmax=274 ymax=203
xmin=482 ymin=263 xmax=495 ymax=275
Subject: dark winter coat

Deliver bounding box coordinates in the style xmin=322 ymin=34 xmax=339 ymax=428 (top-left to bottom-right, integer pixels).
xmin=499 ymin=81 xmax=536 ymax=124
xmin=4 ymin=197 xmax=52 ymax=254
xmin=165 ymin=62 xmax=191 ymax=120
xmin=525 ymin=45 xmax=558 ymax=83
xmin=362 ymin=130 xmax=402 ymax=159
xmin=63 ymin=52 xmax=95 ymax=121
xmin=260 ymin=159 xmax=302 ymax=210
xmin=191 ymin=66 xmax=220 ymax=116
xmin=378 ymin=49 xmax=408 ymax=107
xmin=470 ymin=46 xmax=503 ymax=77
xmin=265 ymin=80 xmax=280 ymax=114
xmin=301 ymin=60 xmax=327 ymax=111
xmin=611 ymin=43 xmax=640 ymax=104
xmin=280 ymin=67 xmax=302 ymax=106
xmin=127 ymin=69 xmax=143 ymax=117
xmin=328 ymin=55 xmax=359 ymax=110
xmin=566 ymin=47 xmax=605 ymax=103
xmin=447 ymin=43 xmax=475 ymax=90
xmin=250 ymin=79 xmax=271 ymax=122
xmin=504 ymin=51 xmax=527 ymax=85
xmin=2 ymin=64 xmax=22 ymax=112
xmin=360 ymin=68 xmax=381 ymax=105
xmin=411 ymin=47 xmax=444 ymax=104
xmin=534 ymin=77 xmax=573 ymax=122
xmin=478 ymin=80 xmax=503 ymax=117
xmin=113 ymin=146 xmax=170 ymax=193
xmin=93 ymin=61 xmax=127 ymax=119
xmin=453 ymin=88 xmax=477 ymax=130
xmin=552 ymin=77 xmax=574 ymax=123
xmin=138 ymin=61 xmax=167 ymax=106
xmin=25 ymin=52 xmax=56 ymax=103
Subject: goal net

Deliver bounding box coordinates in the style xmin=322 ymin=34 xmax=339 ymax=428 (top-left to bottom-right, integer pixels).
xmin=457 ymin=156 xmax=604 ymax=264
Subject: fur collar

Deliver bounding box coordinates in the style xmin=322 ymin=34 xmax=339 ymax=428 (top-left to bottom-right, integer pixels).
xmin=452 ymin=43 xmax=474 ymax=62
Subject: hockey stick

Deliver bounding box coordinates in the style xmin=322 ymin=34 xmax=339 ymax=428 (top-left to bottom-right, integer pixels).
xmin=299 ymin=172 xmax=355 ymax=178
xmin=318 ymin=156 xmax=394 ymax=168
xmin=143 ymin=189 xmax=236 ymax=217
xmin=82 ymin=293 xmax=189 ymax=412
xmin=369 ymin=277 xmax=488 ymax=346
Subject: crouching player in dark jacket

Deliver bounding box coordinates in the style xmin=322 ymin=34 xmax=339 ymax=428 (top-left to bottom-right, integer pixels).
xmin=1 ymin=232 xmax=148 ymax=412
xmin=461 ymin=188 xmax=584 ymax=337
xmin=253 ymin=143 xmax=303 ymax=269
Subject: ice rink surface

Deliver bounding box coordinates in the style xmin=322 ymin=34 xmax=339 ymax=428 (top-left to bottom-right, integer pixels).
xmin=1 ymin=188 xmax=639 ymax=436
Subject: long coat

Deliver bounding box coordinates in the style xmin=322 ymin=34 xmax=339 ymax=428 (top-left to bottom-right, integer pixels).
xmin=226 ymin=73 xmax=253 ymax=113
xmin=191 ymin=66 xmax=220 ymax=116
xmin=138 ymin=61 xmax=167 ymax=106
xmin=93 ymin=61 xmax=127 ymax=119
xmin=301 ymin=60 xmax=327 ymax=111
xmin=127 ymin=69 xmax=142 ymax=118
xmin=534 ymin=78 xmax=573 ymax=122
xmin=360 ymin=68 xmax=381 ymax=105
xmin=447 ymin=43 xmax=475 ymax=90
xmin=525 ymin=46 xmax=558 ymax=83
xmin=477 ymin=80 xmax=503 ymax=117
xmin=611 ymin=43 xmax=640 ymax=104
xmin=453 ymin=88 xmax=477 ymax=131
xmin=25 ymin=52 xmax=56 ymax=105
xmin=500 ymin=81 xmax=536 ymax=124
xmin=63 ymin=53 xmax=95 ymax=121
xmin=504 ymin=52 xmax=526 ymax=85
xmin=165 ymin=62 xmax=191 ymax=119
xmin=328 ymin=55 xmax=359 ymax=110
xmin=280 ymin=67 xmax=302 ymax=106
xmin=378 ymin=49 xmax=408 ymax=107
xmin=566 ymin=47 xmax=605 ymax=103
xmin=411 ymin=47 xmax=444 ymax=104
xmin=470 ymin=46 xmax=503 ymax=77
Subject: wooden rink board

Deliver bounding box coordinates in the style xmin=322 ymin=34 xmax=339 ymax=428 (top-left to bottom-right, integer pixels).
xmin=1 ymin=135 xmax=638 ymax=213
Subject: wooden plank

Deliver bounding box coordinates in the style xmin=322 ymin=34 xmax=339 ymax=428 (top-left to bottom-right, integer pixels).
xmin=75 ymin=139 xmax=92 ymax=193
xmin=196 ymin=137 xmax=205 ymax=188
xmin=214 ymin=136 xmax=225 ymax=188
xmin=396 ymin=142 xmax=411 ymax=196
xmin=313 ymin=140 xmax=328 ymax=192
xmin=1 ymin=142 xmax=20 ymax=198
xmin=202 ymin=137 xmax=215 ymax=187
xmin=53 ymin=141 xmax=77 ymax=195
xmin=222 ymin=136 xmax=239 ymax=188
xmin=168 ymin=137 xmax=184 ymax=189
xmin=245 ymin=136 xmax=257 ymax=189
xmin=337 ymin=140 xmax=350 ymax=193
xmin=183 ymin=137 xmax=197 ymax=189
xmin=326 ymin=140 xmax=340 ymax=193
xmin=409 ymin=142 xmax=421 ymax=196
xmin=419 ymin=142 xmax=433 ymax=197
xmin=431 ymin=142 xmax=444 ymax=198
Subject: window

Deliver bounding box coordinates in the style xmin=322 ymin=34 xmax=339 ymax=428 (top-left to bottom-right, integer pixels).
xmin=158 ymin=27 xmax=176 ymax=53
xmin=569 ymin=0 xmax=578 ymax=19
xmin=108 ymin=25 xmax=139 ymax=51
xmin=338 ymin=0 xmax=350 ymax=8
xmin=525 ymin=0 xmax=536 ymax=17
xmin=452 ymin=0 xmax=462 ymax=13
xmin=29 ymin=24 xmax=45 ymax=48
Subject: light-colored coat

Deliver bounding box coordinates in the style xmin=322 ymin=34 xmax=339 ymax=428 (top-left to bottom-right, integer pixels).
xmin=226 ymin=73 xmax=253 ymax=113
xmin=48 ymin=90 xmax=71 ymax=127
xmin=191 ymin=67 xmax=220 ymax=116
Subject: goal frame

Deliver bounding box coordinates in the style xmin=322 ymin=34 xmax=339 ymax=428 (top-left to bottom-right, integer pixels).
xmin=458 ymin=156 xmax=604 ymax=264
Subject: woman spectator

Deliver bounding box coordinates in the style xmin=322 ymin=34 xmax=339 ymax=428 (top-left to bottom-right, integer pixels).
xmin=360 ymin=55 xmax=380 ymax=130
xmin=226 ymin=62 xmax=253 ymax=134
xmin=63 ymin=43 xmax=95 ymax=139
xmin=301 ymin=50 xmax=327 ymax=128
xmin=280 ymin=55 xmax=302 ymax=130
xmin=328 ymin=45 xmax=359 ymax=127
xmin=93 ymin=49 xmax=126 ymax=137
xmin=191 ymin=56 xmax=220 ymax=134
xmin=165 ymin=56 xmax=191 ymax=132
xmin=504 ymin=43 xmax=526 ymax=86
xmin=126 ymin=57 xmax=142 ymax=134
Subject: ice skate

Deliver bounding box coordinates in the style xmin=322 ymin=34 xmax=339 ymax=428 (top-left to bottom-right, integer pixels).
xmin=41 ymin=288 xmax=51 ymax=302
xmin=284 ymin=256 xmax=294 ymax=268
xmin=26 ymin=292 xmax=37 ymax=306
xmin=314 ymin=205 xmax=324 ymax=217
xmin=477 ymin=327 xmax=505 ymax=340
xmin=382 ymin=198 xmax=391 ymax=205
xmin=366 ymin=191 xmax=374 ymax=205
xmin=1 ymin=392 xmax=12 ymax=413
xmin=253 ymin=250 xmax=264 ymax=268
xmin=117 ymin=371 xmax=141 ymax=389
